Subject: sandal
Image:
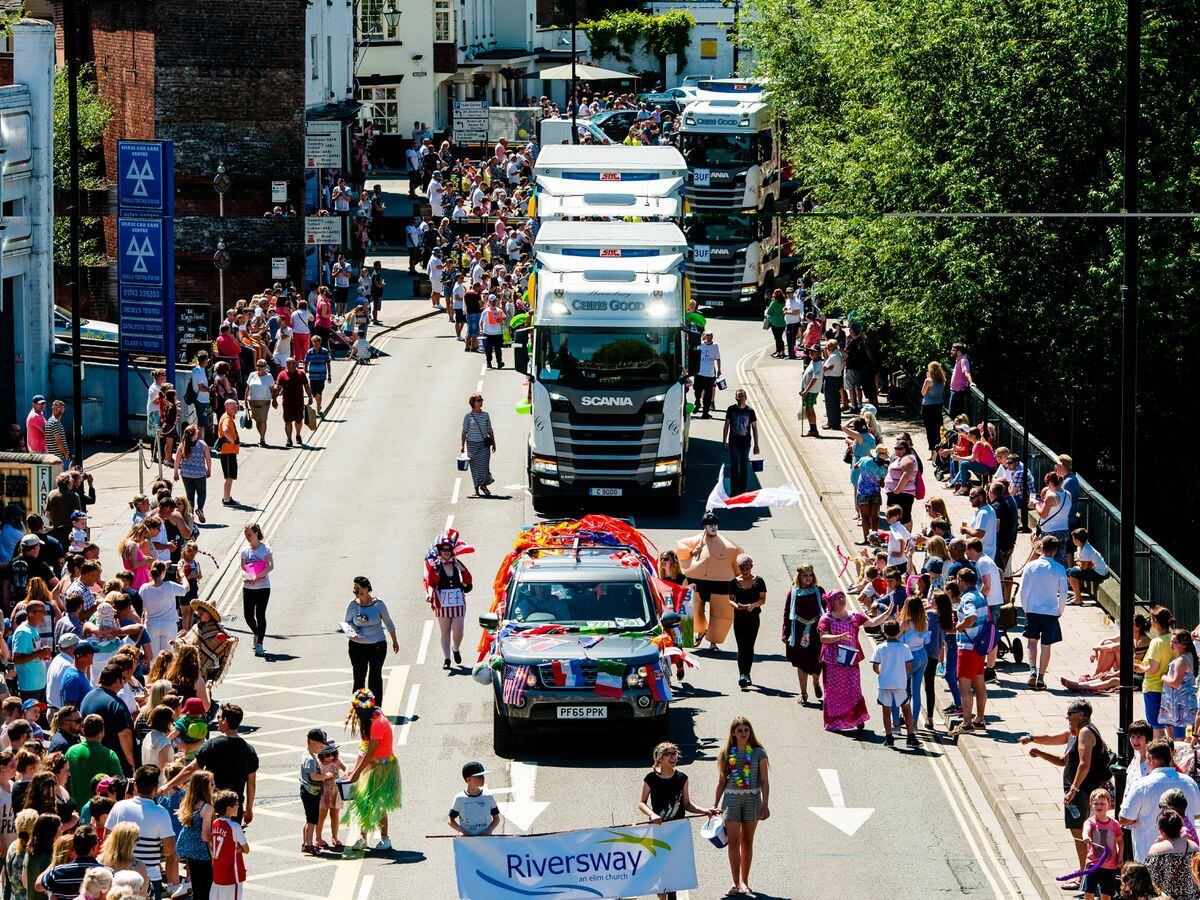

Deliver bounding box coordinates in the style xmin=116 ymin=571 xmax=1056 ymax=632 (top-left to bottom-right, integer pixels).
xmin=814 ymin=681 xmax=823 ymax=699
xmin=330 ymin=840 xmax=344 ymax=852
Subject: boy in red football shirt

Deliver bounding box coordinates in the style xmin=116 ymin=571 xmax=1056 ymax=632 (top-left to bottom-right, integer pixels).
xmin=210 ymin=790 xmax=250 ymax=900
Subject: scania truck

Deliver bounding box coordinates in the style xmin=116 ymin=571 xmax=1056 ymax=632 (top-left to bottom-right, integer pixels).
xmin=518 ymin=221 xmax=691 ymax=507
xmin=531 ymin=145 xmax=688 ymax=222
xmin=678 ymin=78 xmax=783 ymax=309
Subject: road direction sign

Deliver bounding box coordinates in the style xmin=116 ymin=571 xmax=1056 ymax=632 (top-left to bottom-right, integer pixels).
xmin=304 ymin=216 xmax=344 ymax=245
xmin=305 ymin=121 xmax=343 ymax=167
xmin=453 ymin=100 xmax=490 ymax=141
xmin=117 ymin=141 xmax=174 ymax=216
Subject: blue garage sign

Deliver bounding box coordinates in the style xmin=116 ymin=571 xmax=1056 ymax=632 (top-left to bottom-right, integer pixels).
xmin=117 ymin=216 xmax=174 ymax=355
xmin=117 ymin=141 xmax=174 ymax=216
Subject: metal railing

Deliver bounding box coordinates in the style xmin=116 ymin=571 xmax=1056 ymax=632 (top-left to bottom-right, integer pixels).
xmin=960 ymin=385 xmax=1200 ymax=627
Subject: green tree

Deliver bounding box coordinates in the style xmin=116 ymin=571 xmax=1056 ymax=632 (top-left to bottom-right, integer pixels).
xmin=52 ymin=64 xmax=113 ymax=267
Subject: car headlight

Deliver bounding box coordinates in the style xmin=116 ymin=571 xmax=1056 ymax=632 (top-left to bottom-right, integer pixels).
xmin=531 ymin=456 xmax=558 ymax=475
xmin=654 ymin=457 xmax=681 ymax=476
xmin=625 ymin=672 xmax=644 ymax=688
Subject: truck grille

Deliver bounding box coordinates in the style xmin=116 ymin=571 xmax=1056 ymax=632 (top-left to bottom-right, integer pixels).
xmin=538 ymin=661 xmax=598 ymax=688
xmin=688 ymin=177 xmax=748 ymax=211
xmin=550 ymin=412 xmax=662 ymax=481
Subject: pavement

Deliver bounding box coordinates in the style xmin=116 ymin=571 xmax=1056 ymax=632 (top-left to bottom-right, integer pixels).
xmin=746 ymin=346 xmax=1118 ymax=900
xmin=69 ymin=313 xmax=1042 ymax=900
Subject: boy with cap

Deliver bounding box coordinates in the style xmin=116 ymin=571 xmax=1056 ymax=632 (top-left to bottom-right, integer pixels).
xmin=68 ymin=511 xmax=89 ymax=553
xmin=58 ymin=642 xmax=94 ymax=708
xmin=300 ymin=728 xmax=330 ymax=855
xmin=449 ymin=761 xmax=500 ymax=837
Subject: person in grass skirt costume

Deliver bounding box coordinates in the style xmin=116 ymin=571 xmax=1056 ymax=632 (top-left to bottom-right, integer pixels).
xmin=344 ymin=689 xmax=401 ymax=850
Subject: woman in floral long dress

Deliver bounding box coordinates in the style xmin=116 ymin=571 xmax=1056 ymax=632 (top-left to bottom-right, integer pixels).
xmin=817 ymin=591 xmax=890 ymax=732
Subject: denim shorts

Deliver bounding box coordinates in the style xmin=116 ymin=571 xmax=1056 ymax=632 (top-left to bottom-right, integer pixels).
xmin=467 ymin=313 xmax=482 ymax=337
xmin=1145 ymin=690 xmax=1163 ymax=729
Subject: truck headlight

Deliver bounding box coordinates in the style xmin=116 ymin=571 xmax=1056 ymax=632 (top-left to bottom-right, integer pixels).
xmin=740 ymin=285 xmax=758 ymax=295
xmin=654 ymin=457 xmax=681 ymax=476
xmin=625 ymin=671 xmax=644 ymax=688
xmin=531 ymin=456 xmax=558 ymax=475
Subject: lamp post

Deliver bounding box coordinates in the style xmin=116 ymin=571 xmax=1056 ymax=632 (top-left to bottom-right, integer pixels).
xmin=1115 ymin=0 xmax=1141 ymax=798
xmin=382 ymin=4 xmax=400 ymax=32
xmin=570 ymin=0 xmax=578 ymax=144
xmin=63 ymin=0 xmax=84 ymax=461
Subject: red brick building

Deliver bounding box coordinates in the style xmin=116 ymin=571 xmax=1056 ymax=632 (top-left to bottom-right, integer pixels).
xmin=53 ymin=0 xmax=304 ymax=326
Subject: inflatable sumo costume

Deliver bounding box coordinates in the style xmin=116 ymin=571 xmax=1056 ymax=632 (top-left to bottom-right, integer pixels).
xmin=676 ymin=511 xmax=743 ymax=648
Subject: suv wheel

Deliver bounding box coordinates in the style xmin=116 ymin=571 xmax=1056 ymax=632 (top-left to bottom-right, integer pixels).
xmin=493 ymin=704 xmax=518 ymax=757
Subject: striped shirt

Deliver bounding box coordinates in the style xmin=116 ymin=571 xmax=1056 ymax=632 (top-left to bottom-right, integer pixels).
xmin=106 ymin=797 xmax=175 ymax=881
xmin=45 ymin=415 xmax=69 ymax=460
xmin=42 ymin=856 xmax=105 ymax=900
xmin=462 ymin=411 xmax=492 ymax=443
xmin=304 ymin=348 xmax=331 ymax=382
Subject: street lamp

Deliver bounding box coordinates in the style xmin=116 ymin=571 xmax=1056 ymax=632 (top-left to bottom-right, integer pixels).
xmin=570 ymin=0 xmax=578 ymax=145
xmin=383 ymin=4 xmax=401 ymax=31
xmin=63 ymin=0 xmax=84 ymax=460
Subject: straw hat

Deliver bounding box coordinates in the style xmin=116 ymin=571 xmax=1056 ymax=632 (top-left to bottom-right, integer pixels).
xmin=190 ymin=598 xmax=222 ymax=624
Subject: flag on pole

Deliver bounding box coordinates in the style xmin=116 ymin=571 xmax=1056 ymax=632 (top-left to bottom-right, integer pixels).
xmin=503 ymin=664 xmax=532 ymax=705
xmin=647 ymin=661 xmax=672 ymax=702
xmin=705 ymin=465 xmax=803 ymax=511
xmin=550 ymin=659 xmax=585 ymax=687
xmin=594 ymin=660 xmax=625 ymax=699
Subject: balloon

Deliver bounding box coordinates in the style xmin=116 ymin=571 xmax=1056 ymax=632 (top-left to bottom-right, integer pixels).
xmin=472 ymin=662 xmax=494 ymax=685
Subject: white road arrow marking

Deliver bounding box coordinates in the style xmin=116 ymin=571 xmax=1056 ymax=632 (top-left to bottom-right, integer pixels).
xmin=497 ymin=761 xmax=549 ymax=831
xmin=808 ymin=768 xmax=874 ymax=836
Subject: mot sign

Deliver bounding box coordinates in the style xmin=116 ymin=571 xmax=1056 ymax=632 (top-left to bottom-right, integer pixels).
xmin=117 ymin=217 xmax=174 ymax=355
xmin=117 ymin=141 xmax=175 ymax=216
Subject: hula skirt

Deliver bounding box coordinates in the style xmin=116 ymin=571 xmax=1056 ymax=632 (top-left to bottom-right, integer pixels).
xmin=347 ymin=756 xmax=402 ymax=832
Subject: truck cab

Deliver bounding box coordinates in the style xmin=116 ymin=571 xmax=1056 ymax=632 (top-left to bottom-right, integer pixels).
xmin=532 ymin=145 xmax=687 ymax=221
xmin=522 ymin=222 xmax=691 ymax=506
xmin=482 ymin=541 xmax=679 ymax=755
xmin=684 ymin=212 xmax=780 ymax=309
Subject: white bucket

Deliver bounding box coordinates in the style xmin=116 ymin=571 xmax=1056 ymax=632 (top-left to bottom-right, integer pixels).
xmin=337 ymin=780 xmax=354 ymax=802
xmin=701 ymin=817 xmax=728 ymax=849
xmin=457 ymin=455 xmax=469 ymax=471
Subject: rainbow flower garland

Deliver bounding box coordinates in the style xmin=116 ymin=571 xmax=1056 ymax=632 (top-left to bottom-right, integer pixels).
xmin=728 ymin=748 xmax=755 ymax=789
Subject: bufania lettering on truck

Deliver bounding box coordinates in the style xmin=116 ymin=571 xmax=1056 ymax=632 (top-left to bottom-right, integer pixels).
xmin=580 ymin=396 xmax=635 ymax=407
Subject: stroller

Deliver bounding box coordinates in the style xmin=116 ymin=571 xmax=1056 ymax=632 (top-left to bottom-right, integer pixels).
xmin=992 ymin=595 xmax=1024 ymax=665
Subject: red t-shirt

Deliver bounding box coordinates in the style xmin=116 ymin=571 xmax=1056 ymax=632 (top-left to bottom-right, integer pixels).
xmin=369 ymin=711 xmax=394 ymax=759
xmin=211 ymin=817 xmax=247 ymax=885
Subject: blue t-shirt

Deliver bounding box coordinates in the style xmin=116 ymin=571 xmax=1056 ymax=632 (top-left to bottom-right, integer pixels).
xmin=12 ymin=622 xmax=46 ymax=690
xmin=59 ymin=667 xmax=92 ymax=707
xmin=304 ymin=349 xmax=331 ymax=382
xmin=955 ymin=591 xmax=989 ymax=649
xmin=854 ymin=458 xmax=886 ymax=498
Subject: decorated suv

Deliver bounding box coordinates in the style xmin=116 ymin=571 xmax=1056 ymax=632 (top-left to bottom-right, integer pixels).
xmin=477 ymin=517 xmax=683 ymax=756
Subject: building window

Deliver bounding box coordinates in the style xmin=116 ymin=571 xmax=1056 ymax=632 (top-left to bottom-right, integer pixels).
xmin=435 ymin=0 xmax=454 ymax=42
xmin=311 ymin=35 xmax=319 ymax=79
xmin=700 ymin=38 xmax=718 ymax=59
xmin=359 ymin=0 xmax=399 ymax=41
xmin=358 ymin=85 xmax=401 ymax=134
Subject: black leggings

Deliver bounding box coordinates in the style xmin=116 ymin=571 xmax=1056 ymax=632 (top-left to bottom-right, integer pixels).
xmin=733 ymin=611 xmax=761 ymax=678
xmin=349 ymin=640 xmax=388 ymax=702
xmin=785 ymin=323 xmax=801 ymax=359
xmin=242 ymin=587 xmax=271 ymax=643
xmin=770 ymin=326 xmax=784 ymax=355
xmin=186 ymin=858 xmax=213 ymax=900
xmin=923 ymin=657 xmax=937 ymax=718
xmin=921 ymin=404 xmax=943 ymax=456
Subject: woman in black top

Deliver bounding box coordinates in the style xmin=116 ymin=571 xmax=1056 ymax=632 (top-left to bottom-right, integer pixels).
xmin=637 ymin=742 xmax=718 ymax=900
xmin=729 ymin=555 xmax=767 ymax=689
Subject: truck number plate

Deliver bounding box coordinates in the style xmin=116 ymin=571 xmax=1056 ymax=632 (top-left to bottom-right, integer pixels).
xmin=693 ymin=169 xmax=711 ymax=187
xmin=589 ymin=487 xmax=623 ymax=497
xmin=557 ymin=706 xmax=607 ymax=720
xmin=693 ymin=245 xmax=711 ymax=263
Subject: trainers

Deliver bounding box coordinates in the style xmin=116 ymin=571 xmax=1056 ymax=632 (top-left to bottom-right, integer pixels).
xmin=376 ymin=838 xmax=392 ymax=851
xmin=171 ymin=883 xmax=191 ymax=899
xmin=1027 ymin=672 xmax=1038 ymax=687
xmin=254 ymin=643 xmax=265 ymax=656
xmin=936 ymin=662 xmax=945 ymax=677
xmin=1035 ymin=676 xmax=1046 ymax=690
xmin=884 ymin=734 xmax=896 ymax=747
xmin=984 ymin=668 xmax=997 ymax=682
xmin=906 ymin=734 xmax=922 ymax=749
xmin=350 ymin=838 xmax=364 ymax=851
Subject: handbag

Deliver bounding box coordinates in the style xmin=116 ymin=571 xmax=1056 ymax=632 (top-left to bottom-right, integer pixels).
xmin=761 ymin=316 xmax=771 ymax=331
xmin=305 ymin=405 xmax=318 ymax=431
xmin=239 ymin=409 xmax=251 ymax=430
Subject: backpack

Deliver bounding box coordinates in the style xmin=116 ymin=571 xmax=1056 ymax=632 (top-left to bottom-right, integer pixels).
xmin=7 ymin=556 xmax=30 ymax=603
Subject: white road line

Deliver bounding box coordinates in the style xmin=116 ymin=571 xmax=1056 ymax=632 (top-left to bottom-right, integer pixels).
xmin=417 ymin=620 xmax=433 ymax=666
xmin=475 ymin=379 xmax=484 ymax=392
xmin=479 ymin=362 xmax=487 ymax=376
xmin=450 ymin=477 xmax=461 ymax=504
xmin=355 ymin=874 xmax=374 ymax=900
xmin=396 ymin=683 xmax=421 ymax=745
xmin=445 ymin=513 xmax=455 ymax=532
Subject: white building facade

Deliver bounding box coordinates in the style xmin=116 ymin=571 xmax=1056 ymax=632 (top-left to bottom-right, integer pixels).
xmin=306 ymin=0 xmax=356 ymax=111
xmin=0 ymin=19 xmax=55 ymax=427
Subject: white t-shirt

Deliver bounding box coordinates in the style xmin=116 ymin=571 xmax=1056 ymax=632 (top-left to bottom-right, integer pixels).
xmin=970 ymin=504 xmax=998 ymax=559
xmin=107 ymin=797 xmax=176 ymax=880
xmin=1120 ymin=768 xmax=1200 ymax=861
xmin=1078 ymin=542 xmax=1108 ymax=576
xmin=140 ymin=579 xmax=188 ymax=629
xmin=783 ymin=297 xmax=804 ymax=325
xmin=975 ymin=555 xmax=1004 ymax=608
xmin=291 ymin=309 xmax=312 ymax=335
xmin=406 ymin=148 xmax=421 ymax=172
xmin=46 ymin=651 xmax=73 ymax=707
xmin=190 ymin=367 xmax=210 ymax=403
xmin=698 ymin=343 xmax=720 ymax=378
xmin=333 ymin=263 xmax=352 ymax=288
xmin=406 ymin=224 xmax=420 ymax=247
xmin=428 ymin=258 xmax=445 ymax=291
xmin=823 ymin=349 xmax=846 ymax=378
xmin=241 ymin=542 xmax=272 ymax=590
xmin=801 ymin=359 xmax=823 ymax=395
xmin=245 ymin=373 xmax=275 ymax=402
xmin=147 ymin=382 xmax=162 ymax=418
xmin=428 ymin=182 xmax=445 ymax=216
xmin=449 ymin=789 xmax=499 ymax=836
xmin=452 ymin=283 xmax=466 ymax=310
xmin=870 ymin=641 xmax=913 ymax=690
xmin=887 ymin=522 xmax=912 ymax=567
xmin=481 ymin=307 xmax=505 ymax=336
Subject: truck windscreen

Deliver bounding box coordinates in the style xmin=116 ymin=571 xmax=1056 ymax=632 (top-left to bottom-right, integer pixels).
xmin=537 ymin=328 xmax=679 ymax=388
xmin=682 ymin=132 xmax=754 ymax=167
xmin=508 ymin=581 xmax=654 ymax=628
xmin=686 ymin=215 xmax=758 ymax=244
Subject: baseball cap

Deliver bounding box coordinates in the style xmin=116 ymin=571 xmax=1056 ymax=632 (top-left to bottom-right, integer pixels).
xmin=462 ymin=761 xmax=491 ymax=779
xmin=74 ymin=641 xmax=96 ymax=656
xmin=21 ymin=699 xmax=46 ymax=712
xmin=70 ymin=510 xmax=87 ymax=521
xmin=57 ymin=633 xmax=81 ymax=650
xmin=19 ymin=534 xmax=39 ymax=549
xmin=31 ymin=395 xmax=45 ymax=404
xmin=183 ymin=697 xmax=207 ymax=717
xmin=307 ymin=727 xmax=328 ymax=743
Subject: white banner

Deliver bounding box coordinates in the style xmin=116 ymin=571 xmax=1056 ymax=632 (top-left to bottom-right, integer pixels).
xmin=453 ymin=819 xmax=697 ymax=899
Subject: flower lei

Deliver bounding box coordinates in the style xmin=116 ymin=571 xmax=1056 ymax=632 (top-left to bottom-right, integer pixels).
xmin=728 ymin=748 xmax=755 ymax=789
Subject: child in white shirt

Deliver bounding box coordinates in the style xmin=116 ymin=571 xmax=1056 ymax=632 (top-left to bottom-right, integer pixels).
xmin=870 ymin=621 xmax=919 ymax=748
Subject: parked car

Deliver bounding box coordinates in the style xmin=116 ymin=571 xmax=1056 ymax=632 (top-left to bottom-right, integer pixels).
xmin=54 ymin=306 xmax=119 ymax=343
xmin=588 ymin=108 xmax=641 ymax=141
xmin=637 ymin=92 xmax=684 ymax=117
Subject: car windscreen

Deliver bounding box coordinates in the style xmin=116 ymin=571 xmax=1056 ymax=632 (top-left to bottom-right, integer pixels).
xmin=507 ymin=580 xmax=654 ymax=629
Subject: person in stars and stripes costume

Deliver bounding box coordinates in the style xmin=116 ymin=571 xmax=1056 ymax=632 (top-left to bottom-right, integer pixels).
xmin=344 ymin=690 xmax=402 ymax=851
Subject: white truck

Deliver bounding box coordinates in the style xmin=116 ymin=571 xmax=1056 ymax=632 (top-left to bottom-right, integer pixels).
xmin=679 ymin=78 xmax=783 ymax=308
xmin=517 ymin=221 xmax=692 ymax=507
xmin=531 ymin=145 xmax=688 ymax=221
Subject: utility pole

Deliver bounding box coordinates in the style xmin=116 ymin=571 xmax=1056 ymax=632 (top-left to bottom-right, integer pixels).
xmin=732 ymin=0 xmax=740 ymax=76
xmin=64 ymin=0 xmax=84 ymax=461
xmin=569 ymin=0 xmax=578 ymax=144
xmin=1115 ymin=0 xmax=1141 ymax=801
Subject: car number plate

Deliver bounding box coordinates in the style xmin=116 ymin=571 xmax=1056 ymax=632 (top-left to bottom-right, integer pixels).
xmin=557 ymin=706 xmax=607 ymax=720
xmin=589 ymin=487 xmax=623 ymax=497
